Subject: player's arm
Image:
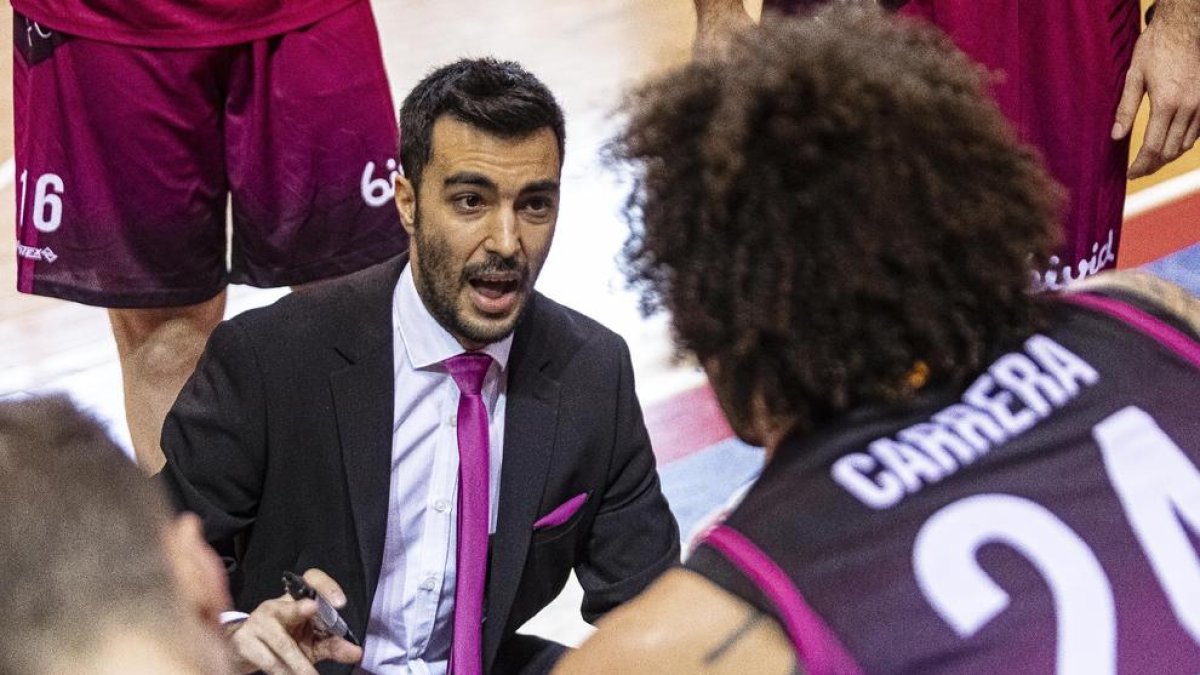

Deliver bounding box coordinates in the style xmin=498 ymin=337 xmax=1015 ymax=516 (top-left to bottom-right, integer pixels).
xmin=1070 ymin=269 xmax=1200 ymax=337
xmin=1113 ymin=0 xmax=1200 ymax=178
xmin=553 ymin=568 xmax=799 ymax=675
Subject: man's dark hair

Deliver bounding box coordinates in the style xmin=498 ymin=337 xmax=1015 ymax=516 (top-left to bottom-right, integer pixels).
xmin=613 ymin=4 xmax=1061 ymax=437
xmin=0 ymin=395 xmax=183 ymax=672
xmin=399 ymin=57 xmax=566 ymax=189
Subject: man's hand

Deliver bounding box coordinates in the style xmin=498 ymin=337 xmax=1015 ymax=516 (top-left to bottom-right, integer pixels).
xmin=229 ymin=569 xmax=363 ymax=675
xmin=1113 ymin=0 xmax=1200 ymax=179
xmin=693 ymin=0 xmax=755 ymax=56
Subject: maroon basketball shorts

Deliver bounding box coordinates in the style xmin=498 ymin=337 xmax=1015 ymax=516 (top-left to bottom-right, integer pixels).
xmin=13 ymin=1 xmax=407 ymax=308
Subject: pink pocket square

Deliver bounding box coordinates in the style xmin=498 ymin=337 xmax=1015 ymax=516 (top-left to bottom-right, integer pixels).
xmin=533 ymin=492 xmax=589 ymax=530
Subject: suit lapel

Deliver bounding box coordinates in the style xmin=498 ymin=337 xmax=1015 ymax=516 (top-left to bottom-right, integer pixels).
xmin=330 ymin=256 xmax=407 ymax=611
xmin=484 ymin=296 xmax=561 ymax=668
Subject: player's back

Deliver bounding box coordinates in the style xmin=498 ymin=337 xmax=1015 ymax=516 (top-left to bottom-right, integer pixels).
xmin=689 ymin=290 xmax=1200 ymax=674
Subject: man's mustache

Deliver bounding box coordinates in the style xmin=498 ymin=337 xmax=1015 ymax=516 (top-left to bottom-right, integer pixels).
xmin=463 ymin=254 xmax=527 ymax=282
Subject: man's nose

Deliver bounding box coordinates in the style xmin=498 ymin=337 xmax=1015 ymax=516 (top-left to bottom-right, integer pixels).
xmin=485 ymin=208 xmax=520 ymax=258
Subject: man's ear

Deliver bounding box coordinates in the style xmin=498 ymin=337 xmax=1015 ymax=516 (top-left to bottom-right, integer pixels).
xmin=395 ymin=175 xmax=417 ymax=236
xmin=163 ymin=513 xmax=231 ymax=629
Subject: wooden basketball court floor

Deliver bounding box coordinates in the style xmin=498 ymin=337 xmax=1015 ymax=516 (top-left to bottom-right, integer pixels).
xmin=0 ymin=0 xmax=1198 ymax=647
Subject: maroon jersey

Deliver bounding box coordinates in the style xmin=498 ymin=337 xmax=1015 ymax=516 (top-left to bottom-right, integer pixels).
xmin=898 ymin=0 xmax=1139 ymax=288
xmin=761 ymin=0 xmax=1140 ymax=288
xmin=690 ymin=293 xmax=1200 ymax=674
xmin=10 ymin=0 xmax=358 ymax=47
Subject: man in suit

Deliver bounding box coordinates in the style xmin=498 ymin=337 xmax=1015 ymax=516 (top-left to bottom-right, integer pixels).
xmin=160 ymin=58 xmax=680 ymax=674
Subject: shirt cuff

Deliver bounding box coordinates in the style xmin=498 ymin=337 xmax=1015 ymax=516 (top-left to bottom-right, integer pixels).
xmin=219 ymin=610 xmax=251 ymax=626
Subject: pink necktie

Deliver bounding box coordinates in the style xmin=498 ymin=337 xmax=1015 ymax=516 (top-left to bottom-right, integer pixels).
xmin=444 ymin=352 xmax=493 ymax=675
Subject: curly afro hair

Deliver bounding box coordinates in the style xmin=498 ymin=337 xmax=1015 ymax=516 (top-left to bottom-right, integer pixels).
xmin=613 ymin=2 xmax=1061 ymax=439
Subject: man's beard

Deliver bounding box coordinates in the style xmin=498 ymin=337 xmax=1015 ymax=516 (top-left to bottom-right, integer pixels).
xmin=412 ymin=219 xmax=535 ymax=346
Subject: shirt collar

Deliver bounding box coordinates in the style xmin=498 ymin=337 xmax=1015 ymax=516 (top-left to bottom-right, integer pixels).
xmin=394 ymin=264 xmax=514 ymax=371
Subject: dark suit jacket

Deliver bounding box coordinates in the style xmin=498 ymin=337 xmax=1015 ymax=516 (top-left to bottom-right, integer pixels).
xmin=160 ymin=255 xmax=680 ymax=674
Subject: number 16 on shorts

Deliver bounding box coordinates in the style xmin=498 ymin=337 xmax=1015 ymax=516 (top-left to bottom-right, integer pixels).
xmin=18 ymin=168 xmax=65 ymax=234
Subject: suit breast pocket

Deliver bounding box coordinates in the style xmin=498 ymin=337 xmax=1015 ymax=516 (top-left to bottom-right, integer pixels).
xmin=531 ymin=490 xmax=592 ymax=546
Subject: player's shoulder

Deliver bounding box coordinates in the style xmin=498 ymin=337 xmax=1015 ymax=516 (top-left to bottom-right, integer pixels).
xmin=1066 ymin=270 xmax=1200 ymax=341
xmin=222 ymin=256 xmax=404 ymax=347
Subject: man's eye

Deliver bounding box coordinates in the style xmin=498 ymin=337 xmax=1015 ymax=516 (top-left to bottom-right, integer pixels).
xmin=524 ymin=197 xmax=554 ymax=213
xmin=454 ymin=194 xmax=483 ymax=209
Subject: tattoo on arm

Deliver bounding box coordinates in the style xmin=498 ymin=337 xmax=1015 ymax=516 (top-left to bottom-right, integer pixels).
xmin=703 ymin=609 xmax=767 ymax=665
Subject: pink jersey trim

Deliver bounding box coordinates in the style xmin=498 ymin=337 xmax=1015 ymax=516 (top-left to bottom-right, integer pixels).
xmin=1061 ymin=293 xmax=1200 ymax=370
xmin=704 ymin=525 xmax=864 ymax=675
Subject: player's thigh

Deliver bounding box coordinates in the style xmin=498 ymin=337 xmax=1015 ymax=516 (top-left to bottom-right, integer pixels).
xmin=224 ymin=0 xmax=406 ymax=289
xmin=13 ymin=16 xmax=228 ymax=308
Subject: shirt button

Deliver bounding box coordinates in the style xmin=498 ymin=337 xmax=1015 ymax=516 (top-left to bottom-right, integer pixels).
xmin=420 ymin=577 xmax=437 ymax=591
xmin=434 ymin=499 xmax=450 ymax=513
xmin=447 ymin=414 xmax=457 ymax=427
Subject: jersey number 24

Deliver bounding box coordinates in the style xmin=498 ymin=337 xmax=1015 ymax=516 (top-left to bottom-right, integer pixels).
xmin=913 ymin=406 xmax=1199 ymax=674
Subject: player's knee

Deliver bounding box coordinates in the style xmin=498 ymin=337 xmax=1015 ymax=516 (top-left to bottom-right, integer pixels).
xmin=110 ymin=308 xmax=216 ymax=373
xmin=110 ymin=295 xmax=224 ymax=347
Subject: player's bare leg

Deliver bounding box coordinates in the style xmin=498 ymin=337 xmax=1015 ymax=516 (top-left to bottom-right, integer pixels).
xmin=109 ymin=290 xmax=227 ymax=473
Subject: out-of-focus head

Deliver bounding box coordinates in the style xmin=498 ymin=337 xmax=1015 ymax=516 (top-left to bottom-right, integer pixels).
xmin=395 ymin=58 xmax=566 ymax=349
xmin=614 ymin=3 xmax=1060 ymax=446
xmin=0 ymin=396 xmax=231 ymax=674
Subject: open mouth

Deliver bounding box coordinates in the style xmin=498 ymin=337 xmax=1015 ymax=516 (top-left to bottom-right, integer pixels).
xmin=469 ymin=275 xmax=521 ymax=299
xmin=467 ymin=273 xmax=523 ymax=314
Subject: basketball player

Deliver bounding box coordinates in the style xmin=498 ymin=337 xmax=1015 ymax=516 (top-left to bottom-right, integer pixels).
xmin=11 ymin=0 xmax=407 ymax=471
xmin=693 ymin=0 xmax=1200 ymax=288
xmin=557 ymin=6 xmax=1200 ymax=673
xmin=0 ymin=395 xmax=234 ymax=674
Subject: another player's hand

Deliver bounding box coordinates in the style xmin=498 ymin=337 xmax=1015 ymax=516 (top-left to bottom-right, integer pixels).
xmin=1113 ymin=2 xmax=1200 ymax=179
xmin=229 ymin=569 xmax=363 ymax=675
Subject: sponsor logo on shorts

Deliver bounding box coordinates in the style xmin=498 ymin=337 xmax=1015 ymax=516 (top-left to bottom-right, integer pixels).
xmin=361 ymin=158 xmax=402 ymax=208
xmin=16 ymin=14 xmax=63 ymax=65
xmin=27 ymin=21 xmax=52 ymax=44
xmin=1033 ymin=229 xmax=1116 ymax=291
xmin=17 ymin=244 xmax=57 ymax=263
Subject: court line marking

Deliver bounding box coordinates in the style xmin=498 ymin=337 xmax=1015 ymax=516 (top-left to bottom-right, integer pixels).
xmin=1124 ymin=167 xmax=1200 ymax=218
